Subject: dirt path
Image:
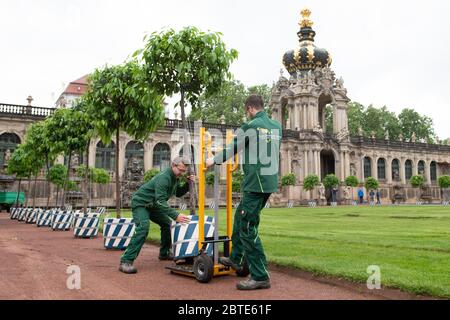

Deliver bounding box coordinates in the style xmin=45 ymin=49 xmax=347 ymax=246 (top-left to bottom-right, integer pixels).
xmin=0 ymin=213 xmax=430 ymax=300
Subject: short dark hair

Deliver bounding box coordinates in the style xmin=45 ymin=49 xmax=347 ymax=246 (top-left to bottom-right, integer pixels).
xmin=245 ymin=94 xmax=264 ymax=110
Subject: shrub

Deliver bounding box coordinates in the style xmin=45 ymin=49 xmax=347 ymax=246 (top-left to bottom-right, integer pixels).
xmin=345 ymin=176 xmax=359 ymax=187
xmin=365 ymin=177 xmax=379 ymax=191
xmin=206 ymin=172 xmax=215 ymax=186
xmin=438 ymin=175 xmax=450 ymax=188
xmin=281 ymin=173 xmax=296 ymax=187
xmin=143 ymin=168 xmax=160 ymax=183
xmin=323 ymin=174 xmax=339 ymax=189
xmin=303 ymin=175 xmax=320 ymax=191
xmin=410 ymin=175 xmax=425 ymax=188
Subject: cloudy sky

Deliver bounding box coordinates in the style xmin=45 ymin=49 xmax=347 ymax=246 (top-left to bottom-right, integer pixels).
xmin=1 ymin=0 xmax=450 ymax=137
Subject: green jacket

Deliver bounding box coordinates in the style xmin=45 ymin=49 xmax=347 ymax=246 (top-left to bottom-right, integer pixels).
xmin=131 ymin=168 xmax=189 ymax=220
xmin=214 ymin=111 xmax=282 ymax=193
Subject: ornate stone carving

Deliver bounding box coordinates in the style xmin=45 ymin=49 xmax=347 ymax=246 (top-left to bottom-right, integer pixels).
xmin=121 ymin=156 xmax=144 ymax=208
xmin=411 ymin=132 xmax=417 ymax=143
xmin=336 ymin=128 xmax=349 ymax=142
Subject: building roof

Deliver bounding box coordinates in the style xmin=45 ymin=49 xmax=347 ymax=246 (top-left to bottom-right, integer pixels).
xmin=62 ymin=74 xmax=89 ymax=96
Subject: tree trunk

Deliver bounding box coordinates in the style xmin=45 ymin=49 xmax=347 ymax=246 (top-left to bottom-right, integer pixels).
xmin=32 ymin=174 xmax=38 ymax=209
xmin=83 ymin=142 xmax=90 ymax=214
xmin=180 ymin=89 xmax=197 ymax=215
xmin=15 ymin=179 xmax=22 ymax=206
xmin=115 ymin=128 xmax=121 ymax=218
xmin=25 ymin=173 xmax=32 ymax=207
xmin=62 ymin=153 xmax=72 ymax=208
xmin=46 ymin=160 xmax=51 ymax=209
xmin=55 ymin=186 xmax=60 ymax=208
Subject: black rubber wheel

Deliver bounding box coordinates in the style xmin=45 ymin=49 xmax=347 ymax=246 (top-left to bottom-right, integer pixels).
xmin=193 ymin=254 xmax=214 ymax=283
xmin=235 ymin=260 xmax=250 ymax=277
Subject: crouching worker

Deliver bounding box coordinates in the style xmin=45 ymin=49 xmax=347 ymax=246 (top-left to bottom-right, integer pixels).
xmin=119 ymin=156 xmax=192 ymax=274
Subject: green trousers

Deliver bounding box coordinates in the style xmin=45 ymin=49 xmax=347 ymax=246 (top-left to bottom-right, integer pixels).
xmin=121 ymin=206 xmax=172 ymax=263
xmin=230 ymin=192 xmax=271 ymax=281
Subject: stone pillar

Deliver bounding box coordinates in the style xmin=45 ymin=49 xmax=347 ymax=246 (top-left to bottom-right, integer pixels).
xmin=345 ymin=151 xmax=350 ymax=178
xmin=144 ymin=141 xmax=153 ymax=172
xmin=425 ymin=160 xmax=431 ymax=184
xmin=386 ymin=157 xmax=392 ymax=184
xmin=294 ymin=106 xmax=300 ymax=130
xmin=400 ymin=158 xmax=406 ymax=184
xmin=340 ymin=152 xmax=345 ymax=180
xmin=412 ymin=159 xmax=418 ymax=176
xmin=303 ymin=104 xmax=307 ymax=129
xmin=118 ymin=139 xmax=126 ymax=179
xmin=303 ymin=150 xmax=309 ymax=177
xmin=360 ymin=156 xmax=365 ymax=181
xmin=372 ymin=157 xmax=378 ymax=180
xmin=309 ymin=150 xmax=314 ymax=176
xmin=89 ymin=140 xmax=96 ymax=168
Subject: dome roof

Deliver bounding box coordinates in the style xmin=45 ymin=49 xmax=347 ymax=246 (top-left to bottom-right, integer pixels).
xmin=282 ymin=9 xmax=332 ymax=75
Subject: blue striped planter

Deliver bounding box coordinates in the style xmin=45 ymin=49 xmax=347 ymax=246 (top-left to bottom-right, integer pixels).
xmin=36 ymin=210 xmax=53 ymax=227
xmin=26 ymin=209 xmax=39 ymax=224
xmin=103 ymin=218 xmax=136 ymax=250
xmin=171 ymin=215 xmax=215 ymax=260
xmin=73 ymin=213 xmax=100 ymax=238
xmin=51 ymin=211 xmax=73 ymax=231
xmin=18 ymin=208 xmax=30 ymax=221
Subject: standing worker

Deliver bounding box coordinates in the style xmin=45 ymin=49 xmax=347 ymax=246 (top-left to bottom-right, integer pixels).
xmin=119 ymin=156 xmax=192 ymax=274
xmin=206 ymin=94 xmax=282 ymax=290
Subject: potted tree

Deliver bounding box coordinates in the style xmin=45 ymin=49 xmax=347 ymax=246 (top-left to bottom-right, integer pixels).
xmin=410 ymin=175 xmax=425 ymax=205
xmin=323 ymin=174 xmax=340 ymax=206
xmin=303 ymin=174 xmax=320 ymax=207
xmin=281 ymin=173 xmax=296 ymax=207
xmin=438 ymin=175 xmax=450 ymax=205
xmin=365 ymin=177 xmax=379 ymax=206
xmin=345 ymin=176 xmax=359 ymax=205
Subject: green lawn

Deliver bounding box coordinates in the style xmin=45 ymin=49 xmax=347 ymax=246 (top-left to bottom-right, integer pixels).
xmin=104 ymin=205 xmax=450 ymax=298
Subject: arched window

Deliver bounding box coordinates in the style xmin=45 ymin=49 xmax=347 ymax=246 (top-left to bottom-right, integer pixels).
xmin=377 ymin=158 xmax=386 ymax=180
xmin=364 ymin=157 xmax=372 ymax=179
xmin=153 ymin=143 xmax=171 ymax=171
xmin=418 ymin=160 xmax=425 ymax=176
xmin=392 ymin=159 xmax=400 ymax=181
xmin=95 ymin=141 xmax=115 ymax=171
xmin=430 ymin=161 xmax=437 ymax=182
xmin=179 ymin=144 xmax=195 ymax=158
xmin=0 ymin=133 xmax=21 ymax=167
xmin=405 ymin=160 xmax=413 ymax=180
xmin=125 ymin=141 xmax=144 ymax=167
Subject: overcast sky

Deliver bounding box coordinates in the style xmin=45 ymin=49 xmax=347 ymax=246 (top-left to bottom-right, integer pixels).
xmin=1 ymin=0 xmax=450 ymax=137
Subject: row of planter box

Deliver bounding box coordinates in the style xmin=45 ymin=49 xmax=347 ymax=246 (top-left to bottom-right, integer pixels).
xmin=9 ymin=207 xmax=136 ymax=250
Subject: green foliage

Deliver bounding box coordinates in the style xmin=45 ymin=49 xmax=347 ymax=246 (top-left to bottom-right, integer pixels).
xmin=76 ymin=164 xmax=95 ymax=182
xmin=232 ymin=171 xmax=243 ymax=193
xmin=6 ymin=146 xmax=31 ymax=178
xmin=345 ymin=102 xmax=434 ymax=142
xmin=323 ymin=174 xmax=339 ymax=189
xmin=46 ymin=164 xmax=68 ymax=188
xmin=410 ymin=175 xmax=425 ymax=188
xmin=281 ymin=173 xmax=296 ymax=187
xmin=206 ymin=172 xmax=215 ymax=186
xmin=303 ymin=175 xmax=320 ymax=191
xmin=66 ymin=180 xmax=78 ymax=191
xmin=85 ymin=61 xmax=165 ymax=143
xmin=189 ymin=80 xmax=272 ymax=125
xmin=141 ymin=26 xmax=238 ymax=107
xmin=345 ymin=176 xmax=359 ymax=187
xmin=365 ymin=177 xmax=379 ymax=191
xmin=92 ymin=168 xmax=111 ymax=185
xmin=438 ymin=175 xmax=450 ymax=189
xmin=23 ymin=121 xmax=57 ymax=170
xmin=143 ymin=168 xmax=160 ymax=183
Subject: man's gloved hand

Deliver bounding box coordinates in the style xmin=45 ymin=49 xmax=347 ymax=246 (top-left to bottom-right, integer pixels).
xmin=176 ymin=214 xmax=191 ymax=224
xmin=205 ymin=157 xmax=215 ymax=168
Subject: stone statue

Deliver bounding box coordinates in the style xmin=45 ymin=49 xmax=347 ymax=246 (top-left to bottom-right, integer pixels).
xmin=121 ymin=156 xmax=145 ymax=207
xmin=385 ymin=130 xmax=389 ymax=140
xmin=4 ymin=149 xmax=11 ymax=165
xmin=358 ymin=127 xmax=363 ymax=136
xmin=371 ymin=131 xmax=376 ymax=139
xmin=318 ymin=183 xmax=326 ymax=200
xmin=335 ymin=77 xmax=344 ymax=89
xmin=313 ymin=123 xmax=323 ymax=134
xmin=398 ymin=134 xmax=404 ymax=142
xmin=393 ymin=168 xmax=400 ymax=181
xmin=336 ymin=128 xmax=349 ymax=142
xmin=350 ymin=163 xmax=357 ymax=176
xmin=306 ymin=70 xmax=316 ymax=85
xmin=70 ymin=154 xmax=79 ymax=168
xmin=411 ymin=132 xmax=417 ymax=143
xmin=343 ymin=186 xmax=351 ymax=200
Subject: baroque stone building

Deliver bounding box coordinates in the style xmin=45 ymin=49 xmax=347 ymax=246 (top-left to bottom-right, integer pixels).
xmin=1 ymin=9 xmax=449 ymax=207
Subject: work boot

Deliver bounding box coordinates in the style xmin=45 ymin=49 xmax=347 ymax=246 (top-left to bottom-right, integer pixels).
xmin=236 ymin=278 xmax=271 ymax=290
xmin=219 ymin=256 xmax=242 ymax=272
xmin=158 ymin=253 xmax=174 ymax=261
xmin=119 ymin=262 xmax=137 ymax=274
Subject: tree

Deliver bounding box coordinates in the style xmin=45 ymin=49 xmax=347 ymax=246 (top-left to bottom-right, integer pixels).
xmin=91 ymin=168 xmax=111 ymax=207
xmin=303 ymin=174 xmax=320 ymax=200
xmin=232 ymin=171 xmax=243 ymax=193
xmin=398 ymin=108 xmax=435 ymax=143
xmin=7 ymin=146 xmax=31 ymax=206
xmin=365 ymin=177 xmax=379 ymax=191
xmin=410 ymin=175 xmax=425 ymax=201
xmin=206 ymin=172 xmax=215 ymax=186
xmin=345 ymin=176 xmax=359 ymax=188
xmin=323 ymin=174 xmax=339 ymax=189
xmin=281 ymin=173 xmax=296 ymax=187
xmin=46 ymin=164 xmax=68 ymax=207
xmin=44 ymin=108 xmax=92 ymax=208
xmin=438 ymin=175 xmax=450 ymax=189
xmin=143 ymin=168 xmax=160 ymax=183
xmin=141 ymin=26 xmax=238 ymax=214
xmin=85 ymin=61 xmax=164 ymax=218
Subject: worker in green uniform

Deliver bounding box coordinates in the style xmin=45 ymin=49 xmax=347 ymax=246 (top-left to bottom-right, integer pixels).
xmin=206 ymin=94 xmax=282 ymax=290
xmin=119 ymin=156 xmax=192 ymax=274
